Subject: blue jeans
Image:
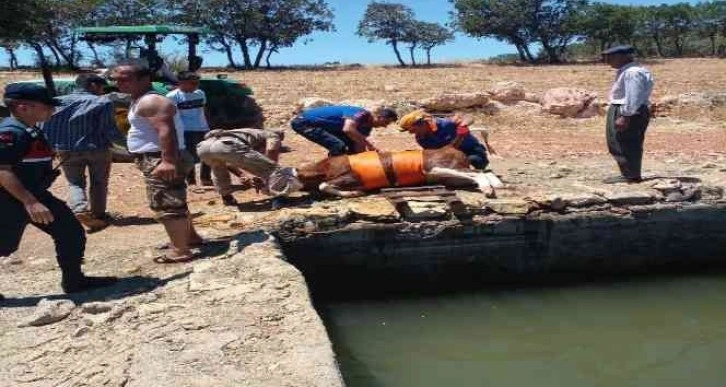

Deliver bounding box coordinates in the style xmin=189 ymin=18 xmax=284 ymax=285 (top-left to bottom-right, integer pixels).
xmin=58 ymin=149 xmax=112 ymax=218
xmin=291 ymin=117 xmax=353 ymax=156
xmin=464 ymin=145 xmax=489 ymax=170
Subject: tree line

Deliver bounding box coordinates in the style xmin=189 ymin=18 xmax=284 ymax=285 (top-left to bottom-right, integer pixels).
xmin=450 ymin=0 xmax=726 ymax=63
xmin=1 ymin=1 xmax=724 ymax=71
xmin=0 ymin=0 xmax=453 ymax=70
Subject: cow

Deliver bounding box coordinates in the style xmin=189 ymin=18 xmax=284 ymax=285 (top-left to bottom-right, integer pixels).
xmin=280 ymin=146 xmax=502 ymax=198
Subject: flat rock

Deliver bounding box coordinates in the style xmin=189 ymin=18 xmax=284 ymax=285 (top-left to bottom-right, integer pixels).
xmin=485 ymin=199 xmax=532 ymax=215
xmin=347 ymin=198 xmax=399 ymax=221
xmin=562 ymin=194 xmax=608 ymax=208
xmin=605 ymin=191 xmax=657 ymax=206
xmin=402 ymin=201 xmax=449 ymax=220
xmin=19 ymin=299 xmax=75 ymax=327
xmin=419 ymin=92 xmax=490 ymax=111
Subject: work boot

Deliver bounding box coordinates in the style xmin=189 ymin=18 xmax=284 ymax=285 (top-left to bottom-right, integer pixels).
xmin=221 ymin=194 xmax=239 ymax=206
xmin=62 ymin=273 xmax=119 ymax=294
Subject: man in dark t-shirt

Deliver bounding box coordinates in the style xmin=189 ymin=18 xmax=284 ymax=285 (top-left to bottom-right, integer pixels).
xmin=0 ymin=83 xmax=117 ymax=298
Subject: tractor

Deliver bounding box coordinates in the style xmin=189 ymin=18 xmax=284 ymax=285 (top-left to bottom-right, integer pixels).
xmin=1 ymin=25 xmax=264 ymax=160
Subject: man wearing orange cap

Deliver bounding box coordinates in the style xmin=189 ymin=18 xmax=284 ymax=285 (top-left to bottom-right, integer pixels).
xmin=398 ymin=110 xmax=489 ymax=170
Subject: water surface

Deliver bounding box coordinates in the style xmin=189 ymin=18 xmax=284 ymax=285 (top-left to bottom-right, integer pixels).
xmin=319 ymin=273 xmax=726 ymax=387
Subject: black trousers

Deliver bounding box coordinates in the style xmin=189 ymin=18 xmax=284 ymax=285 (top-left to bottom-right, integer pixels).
xmin=184 ymin=131 xmax=212 ymax=182
xmin=606 ymin=104 xmax=650 ymax=179
xmin=0 ymin=190 xmax=85 ymax=275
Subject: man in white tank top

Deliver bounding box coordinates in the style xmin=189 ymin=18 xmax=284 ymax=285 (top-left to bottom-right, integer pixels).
xmin=111 ymin=59 xmax=205 ymax=263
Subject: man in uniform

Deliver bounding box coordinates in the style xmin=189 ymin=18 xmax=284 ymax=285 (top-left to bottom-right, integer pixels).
xmin=602 ymin=45 xmax=654 ymax=183
xmin=0 ymin=84 xmax=118 ymax=297
xmin=197 ymin=128 xmax=302 ymax=205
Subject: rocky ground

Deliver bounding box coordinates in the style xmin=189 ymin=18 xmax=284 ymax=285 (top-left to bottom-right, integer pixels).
xmin=0 ymin=58 xmax=725 ymax=386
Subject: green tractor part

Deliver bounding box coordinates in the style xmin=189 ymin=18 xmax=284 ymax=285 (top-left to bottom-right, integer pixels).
xmin=1 ymin=25 xmax=264 ymax=161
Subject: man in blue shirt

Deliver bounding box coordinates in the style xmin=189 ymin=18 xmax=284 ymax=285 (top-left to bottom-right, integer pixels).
xmin=42 ymin=74 xmax=124 ymax=231
xmin=291 ymin=105 xmax=398 ymax=156
xmin=0 ymin=83 xmax=118 ymax=297
xmin=398 ymin=110 xmax=489 ymax=170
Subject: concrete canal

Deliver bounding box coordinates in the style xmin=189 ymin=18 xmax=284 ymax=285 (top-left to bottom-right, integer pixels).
xmin=270 ymin=175 xmax=726 ymax=386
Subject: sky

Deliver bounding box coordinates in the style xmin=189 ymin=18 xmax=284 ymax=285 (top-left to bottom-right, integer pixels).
xmin=0 ymin=0 xmax=701 ymax=68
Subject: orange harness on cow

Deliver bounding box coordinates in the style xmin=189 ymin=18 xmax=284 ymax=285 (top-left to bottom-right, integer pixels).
xmin=348 ymin=150 xmax=426 ymax=190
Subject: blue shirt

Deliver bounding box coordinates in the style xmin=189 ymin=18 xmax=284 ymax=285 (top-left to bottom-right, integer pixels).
xmin=416 ymin=118 xmax=485 ymax=155
xmin=41 ymin=91 xmax=123 ymax=152
xmin=0 ymin=116 xmax=55 ymax=192
xmin=297 ymin=105 xmax=374 ymax=137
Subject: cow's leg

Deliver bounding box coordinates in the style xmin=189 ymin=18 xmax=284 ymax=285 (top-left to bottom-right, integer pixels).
xmin=426 ymin=167 xmax=497 ymax=198
xmin=319 ymin=182 xmax=366 ymax=198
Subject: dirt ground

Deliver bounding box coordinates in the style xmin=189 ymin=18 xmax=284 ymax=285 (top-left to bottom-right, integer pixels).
xmin=1 ymin=58 xmax=725 ymax=386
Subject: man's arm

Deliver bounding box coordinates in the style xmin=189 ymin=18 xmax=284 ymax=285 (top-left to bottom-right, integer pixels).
xmin=100 ymin=101 xmax=125 ymax=143
xmin=0 ymin=166 xmax=53 ymax=224
xmin=620 ymin=70 xmax=648 ymax=117
xmin=136 ymin=94 xmax=181 ymax=180
xmin=342 ymin=118 xmax=375 ymax=152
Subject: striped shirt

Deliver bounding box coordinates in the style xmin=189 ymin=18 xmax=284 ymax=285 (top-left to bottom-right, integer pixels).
xmin=41 ymin=91 xmax=123 ymax=152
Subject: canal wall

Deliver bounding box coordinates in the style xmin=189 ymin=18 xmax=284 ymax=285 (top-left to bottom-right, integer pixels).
xmin=271 ymin=177 xmax=726 ymax=294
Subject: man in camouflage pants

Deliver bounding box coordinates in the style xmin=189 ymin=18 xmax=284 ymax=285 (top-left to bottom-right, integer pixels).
xmin=197 ymin=128 xmax=301 ymax=206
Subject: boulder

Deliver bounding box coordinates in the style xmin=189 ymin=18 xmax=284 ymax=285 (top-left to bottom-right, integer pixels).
xmin=524 ymin=92 xmax=541 ymax=103
xmin=487 ymin=81 xmax=526 ymax=104
xmin=654 ymin=92 xmax=726 ymax=116
xmin=541 ymin=88 xmax=600 ymax=118
xmin=511 ymin=100 xmax=543 ymax=115
xmin=481 ymin=101 xmax=507 ymax=115
xmin=419 ymin=92 xmax=490 ymax=111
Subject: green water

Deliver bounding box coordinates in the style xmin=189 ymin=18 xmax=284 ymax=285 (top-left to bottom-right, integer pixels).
xmin=318 ymin=274 xmax=726 ymax=387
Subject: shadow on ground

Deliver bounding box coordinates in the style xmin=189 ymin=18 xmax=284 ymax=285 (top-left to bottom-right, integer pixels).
xmin=0 ymin=272 xmax=190 ymax=308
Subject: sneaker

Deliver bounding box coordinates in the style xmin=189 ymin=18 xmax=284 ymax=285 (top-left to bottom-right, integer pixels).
xmin=221 ymin=194 xmax=239 ymax=206
xmin=62 ymin=275 xmax=119 ymax=294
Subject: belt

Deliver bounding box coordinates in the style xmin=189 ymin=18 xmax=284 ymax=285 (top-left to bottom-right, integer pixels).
xmin=131 ymin=151 xmax=162 ymax=158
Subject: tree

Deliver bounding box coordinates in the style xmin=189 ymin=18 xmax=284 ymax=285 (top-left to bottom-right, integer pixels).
xmin=357 ymin=1 xmax=415 ymax=66
xmin=529 ymin=0 xmax=589 ymax=63
xmin=694 ymin=1 xmax=726 ymax=56
xmin=174 ymin=0 xmax=334 ymax=69
xmin=661 ymin=3 xmax=695 ymax=56
xmin=639 ymin=5 xmax=669 ymax=56
xmin=450 ymin=0 xmax=536 ymax=63
xmin=401 ymin=20 xmax=424 ymax=66
xmin=579 ymin=3 xmax=640 ymax=51
xmin=417 ymin=22 xmax=455 ymax=65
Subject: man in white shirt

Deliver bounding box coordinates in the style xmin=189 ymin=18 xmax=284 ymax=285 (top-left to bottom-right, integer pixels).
xmin=166 ymin=71 xmax=212 ymax=186
xmin=111 ymin=59 xmax=205 ymax=264
xmin=602 ymin=45 xmax=654 ymax=184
